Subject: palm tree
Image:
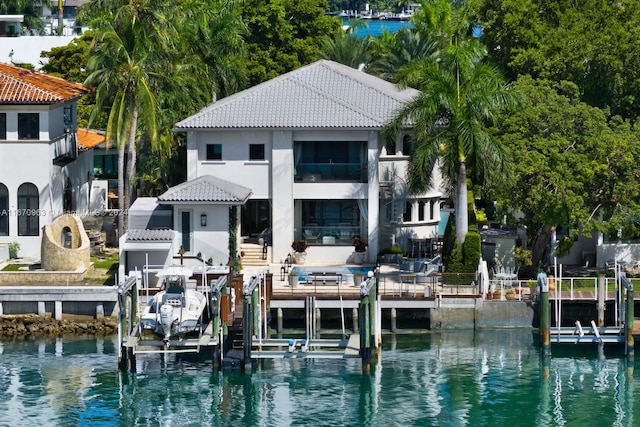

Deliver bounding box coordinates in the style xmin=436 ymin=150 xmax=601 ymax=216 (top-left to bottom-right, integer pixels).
xmin=383 ymin=3 xmax=516 ymax=244
xmin=318 ymin=30 xmax=374 ymax=70
xmin=370 ymin=28 xmax=438 ymax=86
xmin=83 ymin=0 xmax=172 ymax=235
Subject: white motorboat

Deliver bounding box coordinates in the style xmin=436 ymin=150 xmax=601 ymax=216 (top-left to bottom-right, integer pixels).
xmin=139 ymin=266 xmax=208 ymax=343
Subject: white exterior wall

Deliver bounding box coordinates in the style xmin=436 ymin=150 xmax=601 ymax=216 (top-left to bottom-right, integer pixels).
xmin=0 ymin=102 xmax=92 ymax=257
xmin=192 ymin=130 xmax=271 ymax=198
xmin=367 ymin=131 xmax=379 ymax=262
xmin=378 ymin=143 xmax=444 ymax=251
xmin=183 ymin=127 xmax=446 ymax=264
xmin=171 ymin=203 xmax=230 ymax=266
xmin=2 ymin=36 xmax=78 ymax=70
xmin=272 ymin=131 xmax=294 ymax=263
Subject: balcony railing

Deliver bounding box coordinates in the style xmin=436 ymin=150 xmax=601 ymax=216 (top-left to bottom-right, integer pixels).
xmin=52 ymin=132 xmax=77 ymax=166
xmin=295 ymin=162 xmax=366 ymax=182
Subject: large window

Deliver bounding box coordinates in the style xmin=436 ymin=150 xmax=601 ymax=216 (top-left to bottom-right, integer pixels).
xmin=0 ymin=184 xmax=8 ymax=236
xmin=94 ymin=153 xmax=117 ymax=178
xmin=299 ymin=200 xmax=362 ymax=245
xmin=249 ymin=144 xmax=265 ymax=160
xmin=0 ymin=113 xmax=6 ymax=140
xmin=18 ymin=183 xmax=39 ymax=236
xmin=18 ymin=113 xmax=39 ymax=140
xmin=294 ymin=141 xmax=367 ymax=182
xmin=206 ymin=144 xmax=222 ymax=160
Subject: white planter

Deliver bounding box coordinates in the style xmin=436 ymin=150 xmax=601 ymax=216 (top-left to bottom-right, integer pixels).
xmin=352 ymin=251 xmax=366 ymax=264
xmin=293 ymin=251 xmax=307 ymax=264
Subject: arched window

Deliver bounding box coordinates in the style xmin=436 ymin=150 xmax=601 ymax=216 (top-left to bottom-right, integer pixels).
xmin=385 ymin=140 xmax=396 ymax=156
xmin=61 ymin=226 xmax=72 ymax=248
xmin=418 ymin=201 xmax=425 ymax=221
xmin=0 ymin=183 xmax=7 ymax=236
xmin=18 ymin=183 xmax=39 ymax=236
xmin=402 ymin=135 xmax=412 ymax=156
xmin=403 ymin=202 xmax=412 ymax=222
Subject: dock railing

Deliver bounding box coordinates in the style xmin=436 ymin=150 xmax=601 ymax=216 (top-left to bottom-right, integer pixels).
xmin=487 ymin=276 xmax=635 ymax=301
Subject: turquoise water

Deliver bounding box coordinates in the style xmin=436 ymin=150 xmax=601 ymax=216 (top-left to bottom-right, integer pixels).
xmin=0 ymin=330 xmax=638 ymax=426
xmin=342 ymin=18 xmax=412 ymax=37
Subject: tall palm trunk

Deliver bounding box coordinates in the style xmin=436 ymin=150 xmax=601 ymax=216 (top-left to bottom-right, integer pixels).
xmin=124 ymin=107 xmax=138 ymax=235
xmin=455 ymin=161 xmax=468 ymax=243
xmin=117 ymin=141 xmax=126 ymax=237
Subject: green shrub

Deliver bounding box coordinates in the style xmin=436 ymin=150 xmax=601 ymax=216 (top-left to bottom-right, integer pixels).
xmin=462 ymin=231 xmax=481 ymax=273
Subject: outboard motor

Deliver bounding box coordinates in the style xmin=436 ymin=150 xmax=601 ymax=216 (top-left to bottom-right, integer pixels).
xmin=160 ymin=304 xmax=174 ymax=341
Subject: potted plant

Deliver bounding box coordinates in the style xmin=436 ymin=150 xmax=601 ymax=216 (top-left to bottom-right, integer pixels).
xmin=380 ymin=245 xmax=403 ymax=264
xmin=505 ymin=288 xmax=516 ymax=300
xmin=8 ymin=241 xmax=19 ymax=259
xmin=352 ymin=237 xmax=367 ymax=264
xmin=291 ymin=240 xmax=309 ymax=264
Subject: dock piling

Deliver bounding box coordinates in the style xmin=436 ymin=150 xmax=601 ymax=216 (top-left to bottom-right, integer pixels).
xmin=538 ymin=272 xmax=551 ymax=356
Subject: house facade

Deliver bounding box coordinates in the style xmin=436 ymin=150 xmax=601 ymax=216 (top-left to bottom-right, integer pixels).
xmin=174 ymin=60 xmax=445 ymax=265
xmin=119 ymin=176 xmax=252 ymax=281
xmin=0 ymin=63 xmax=93 ymax=257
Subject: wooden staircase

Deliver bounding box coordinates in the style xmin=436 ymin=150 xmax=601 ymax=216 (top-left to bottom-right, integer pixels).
xmin=230 ymin=317 xmax=244 ymax=350
xmin=240 ymin=243 xmax=268 ymax=268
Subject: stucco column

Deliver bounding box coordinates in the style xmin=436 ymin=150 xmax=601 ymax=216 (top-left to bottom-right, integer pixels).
xmin=186 ymin=131 xmax=198 ymax=181
xmin=367 ymin=132 xmax=380 ymax=263
xmin=272 ymin=131 xmax=294 ymax=263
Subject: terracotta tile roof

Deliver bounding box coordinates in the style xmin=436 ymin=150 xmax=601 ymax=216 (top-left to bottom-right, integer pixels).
xmin=0 ymin=63 xmax=92 ymax=104
xmin=77 ymin=128 xmax=105 ymax=151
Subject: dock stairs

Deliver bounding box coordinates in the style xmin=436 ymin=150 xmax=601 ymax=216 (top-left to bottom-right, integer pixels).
xmin=240 ymin=243 xmax=268 ymax=268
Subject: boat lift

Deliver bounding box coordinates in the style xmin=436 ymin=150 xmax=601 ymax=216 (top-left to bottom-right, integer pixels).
xmin=239 ymin=271 xmax=381 ymax=372
xmin=116 ymin=266 xmax=229 ymax=372
xmin=539 ymin=270 xmax=634 ymax=357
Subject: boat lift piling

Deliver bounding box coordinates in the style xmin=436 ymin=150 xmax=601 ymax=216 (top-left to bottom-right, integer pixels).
xmin=209 ymin=275 xmax=228 ymax=369
xmin=539 ymin=268 xmax=634 ymax=357
xmin=539 ymin=272 xmax=550 ymax=356
xmin=242 ymin=274 xmax=261 ymax=371
xmin=115 ymin=274 xmax=139 ymax=372
xmin=359 ymin=271 xmax=381 ymax=373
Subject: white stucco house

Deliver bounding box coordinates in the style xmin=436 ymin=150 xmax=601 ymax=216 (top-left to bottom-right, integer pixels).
xmin=167 ymin=59 xmax=445 ymax=265
xmin=118 ymin=176 xmax=252 ymax=281
xmin=0 ymin=63 xmax=94 ymax=258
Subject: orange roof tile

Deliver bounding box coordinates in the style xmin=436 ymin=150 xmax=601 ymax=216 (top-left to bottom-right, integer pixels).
xmin=77 ymin=128 xmax=105 ymax=151
xmin=0 ymin=63 xmax=92 ymax=104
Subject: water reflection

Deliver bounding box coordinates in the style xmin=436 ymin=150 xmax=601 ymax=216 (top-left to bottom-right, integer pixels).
xmin=0 ymin=332 xmax=638 ymax=426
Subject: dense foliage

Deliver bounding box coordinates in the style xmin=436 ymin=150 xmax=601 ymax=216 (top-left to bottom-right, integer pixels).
xmin=37 ymin=0 xmax=640 ymax=271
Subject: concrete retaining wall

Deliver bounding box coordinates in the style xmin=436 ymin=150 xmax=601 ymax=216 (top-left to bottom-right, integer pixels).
xmin=0 ymin=267 xmax=90 ymax=284
xmin=0 ymin=286 xmax=117 ymax=320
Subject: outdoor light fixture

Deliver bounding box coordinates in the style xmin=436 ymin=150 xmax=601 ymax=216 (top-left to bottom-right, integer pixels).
xmin=201 ymin=214 xmax=207 ymax=227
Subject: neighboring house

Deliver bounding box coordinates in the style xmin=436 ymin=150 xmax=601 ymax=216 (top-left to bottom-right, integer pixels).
xmin=169 ymin=60 xmax=445 ymax=265
xmin=0 ymin=63 xmax=93 ymax=257
xmin=119 ymin=176 xmax=252 ymax=279
xmin=0 ymin=15 xmax=23 ymax=37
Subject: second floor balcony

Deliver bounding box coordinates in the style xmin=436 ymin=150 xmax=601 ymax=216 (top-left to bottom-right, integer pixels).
xmin=52 ymin=132 xmax=77 ymax=166
xmin=295 ymin=161 xmax=366 ymax=182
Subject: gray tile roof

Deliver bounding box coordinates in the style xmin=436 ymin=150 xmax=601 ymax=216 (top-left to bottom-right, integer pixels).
xmin=157 ymin=175 xmax=252 ymax=204
xmin=126 ymin=229 xmax=175 ymax=242
xmin=174 ymin=60 xmax=419 ymax=130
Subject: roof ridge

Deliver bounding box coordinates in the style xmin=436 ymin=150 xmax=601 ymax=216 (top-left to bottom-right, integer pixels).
xmin=288 ymin=61 xmax=406 ymax=126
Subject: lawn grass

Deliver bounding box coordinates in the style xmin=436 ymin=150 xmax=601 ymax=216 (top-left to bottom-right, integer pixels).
xmin=2 ymin=264 xmax=29 ymax=272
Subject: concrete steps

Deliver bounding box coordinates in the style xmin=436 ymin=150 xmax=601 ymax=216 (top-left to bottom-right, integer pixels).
xmin=240 ymin=243 xmax=268 ymax=268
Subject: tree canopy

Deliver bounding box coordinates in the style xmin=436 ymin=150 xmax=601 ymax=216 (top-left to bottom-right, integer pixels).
xmin=384 ymin=0 xmax=516 ymax=244
xmin=472 ymin=0 xmax=640 ymax=118
xmin=491 ymin=75 xmax=640 ymax=267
